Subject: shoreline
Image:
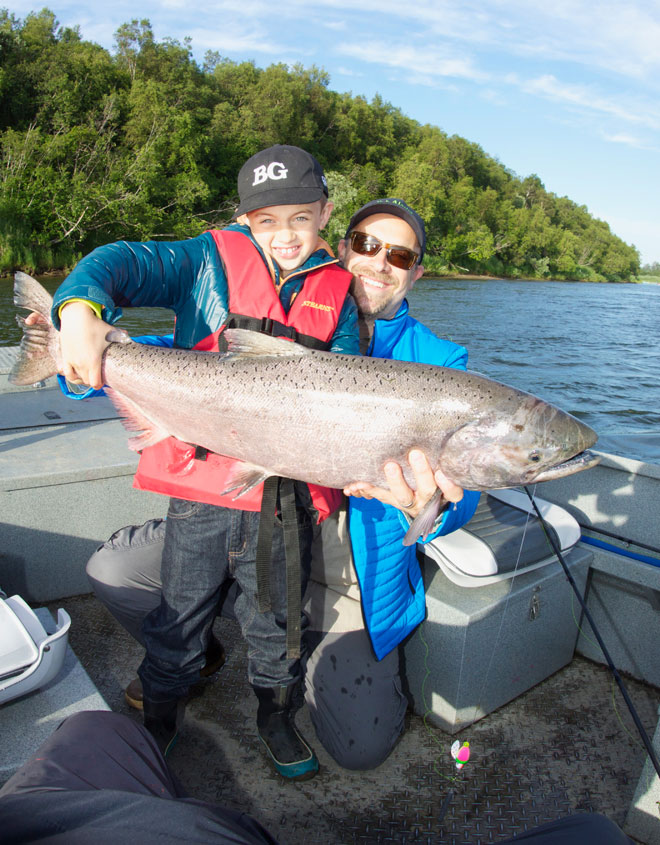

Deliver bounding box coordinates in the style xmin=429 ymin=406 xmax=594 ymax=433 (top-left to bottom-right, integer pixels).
xmin=421 ymin=272 xmax=647 ymax=284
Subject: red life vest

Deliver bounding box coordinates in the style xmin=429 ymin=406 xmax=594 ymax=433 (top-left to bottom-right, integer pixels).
xmin=133 ymin=229 xmax=351 ymax=522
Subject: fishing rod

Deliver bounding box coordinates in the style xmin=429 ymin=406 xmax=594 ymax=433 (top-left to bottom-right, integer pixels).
xmin=523 ymin=486 xmax=660 ymax=781
xmin=578 ymin=522 xmax=660 ymax=557
xmin=578 ymin=522 xmax=660 ymax=555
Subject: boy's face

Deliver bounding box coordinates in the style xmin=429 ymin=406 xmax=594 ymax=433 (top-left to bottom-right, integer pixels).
xmin=240 ymin=200 xmax=333 ymax=273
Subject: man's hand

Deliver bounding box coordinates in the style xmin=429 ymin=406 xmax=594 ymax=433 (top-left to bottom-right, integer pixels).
xmin=59 ymin=302 xmax=113 ymax=390
xmin=343 ymin=449 xmax=463 ymax=517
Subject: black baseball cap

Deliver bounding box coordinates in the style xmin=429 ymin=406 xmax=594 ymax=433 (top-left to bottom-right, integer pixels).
xmin=346 ymin=198 xmax=426 ymax=263
xmin=236 ymin=145 xmax=329 ymax=216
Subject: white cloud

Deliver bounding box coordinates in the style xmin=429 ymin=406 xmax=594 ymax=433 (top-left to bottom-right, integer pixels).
xmin=337 ymin=41 xmax=488 ymax=84
xmin=519 ymin=74 xmax=660 ymax=131
xmin=185 ymin=24 xmax=284 ymax=56
xmin=285 ymin=0 xmax=660 ymax=82
xmin=335 ymin=66 xmax=363 ymax=77
xmin=602 ymin=132 xmax=658 ymax=151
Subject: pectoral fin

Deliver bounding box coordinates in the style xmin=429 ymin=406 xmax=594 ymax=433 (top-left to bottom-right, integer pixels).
xmin=402 ymin=489 xmax=448 ymax=547
xmin=105 ymin=388 xmax=170 ymax=452
xmin=222 ymin=461 xmax=274 ymax=498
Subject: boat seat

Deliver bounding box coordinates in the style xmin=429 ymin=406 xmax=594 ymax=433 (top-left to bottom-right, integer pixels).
xmin=422 ymin=488 xmax=581 ymax=587
xmin=0 ymin=594 xmax=71 ymax=704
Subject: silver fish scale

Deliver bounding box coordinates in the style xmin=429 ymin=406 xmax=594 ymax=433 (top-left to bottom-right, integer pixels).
xmin=102 ymin=340 xmax=597 ymax=491
xmin=104 ymin=343 xmax=465 ymax=487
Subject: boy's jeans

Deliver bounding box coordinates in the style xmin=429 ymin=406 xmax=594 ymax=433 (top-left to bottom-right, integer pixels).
xmin=138 ymin=496 xmax=313 ymax=702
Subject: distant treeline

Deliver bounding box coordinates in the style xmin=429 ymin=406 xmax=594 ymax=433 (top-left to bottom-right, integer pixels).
xmin=0 ymin=9 xmax=641 ymax=281
xmin=641 ymin=262 xmax=660 ymax=275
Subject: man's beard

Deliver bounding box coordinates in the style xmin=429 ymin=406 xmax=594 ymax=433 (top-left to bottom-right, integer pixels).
xmin=349 ymin=265 xmax=394 ymax=318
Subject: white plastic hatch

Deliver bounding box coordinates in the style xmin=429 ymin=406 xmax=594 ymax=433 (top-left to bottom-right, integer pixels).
xmin=0 ymin=595 xmax=71 ymax=704
xmin=421 ymin=488 xmax=580 ymax=588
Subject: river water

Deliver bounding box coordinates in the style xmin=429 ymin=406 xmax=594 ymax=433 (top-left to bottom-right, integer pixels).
xmin=2 ymin=275 xmax=659 ymax=465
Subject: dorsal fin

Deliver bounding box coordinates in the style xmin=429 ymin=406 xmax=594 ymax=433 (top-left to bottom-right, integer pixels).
xmin=223 ymin=328 xmax=311 ymax=358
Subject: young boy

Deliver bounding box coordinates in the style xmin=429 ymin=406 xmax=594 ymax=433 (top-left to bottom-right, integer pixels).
xmin=50 ymin=145 xmax=360 ymax=781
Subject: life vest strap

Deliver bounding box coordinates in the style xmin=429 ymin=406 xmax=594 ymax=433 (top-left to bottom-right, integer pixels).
xmin=255 ymin=477 xmax=278 ymax=615
xmin=281 ymin=477 xmax=302 ymax=661
xmin=255 ymin=476 xmax=302 ymax=660
xmin=226 ymin=313 xmax=330 ymax=351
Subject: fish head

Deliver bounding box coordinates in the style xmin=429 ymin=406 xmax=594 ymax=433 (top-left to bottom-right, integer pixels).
xmin=439 ymin=395 xmax=599 ymax=490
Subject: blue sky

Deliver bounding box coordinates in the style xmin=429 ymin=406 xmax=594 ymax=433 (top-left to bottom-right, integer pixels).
xmin=8 ymin=1 xmax=660 ymax=264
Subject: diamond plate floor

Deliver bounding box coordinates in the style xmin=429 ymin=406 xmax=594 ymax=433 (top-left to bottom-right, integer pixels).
xmin=48 ymin=593 xmax=658 ymax=844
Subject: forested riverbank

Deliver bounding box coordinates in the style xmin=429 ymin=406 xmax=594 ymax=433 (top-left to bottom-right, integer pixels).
xmin=0 ymin=9 xmax=642 ymax=282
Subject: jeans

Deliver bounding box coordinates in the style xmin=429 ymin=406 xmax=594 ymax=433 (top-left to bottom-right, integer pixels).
xmin=87 ymin=518 xmax=408 ymax=768
xmin=138 ymin=497 xmax=313 ymax=701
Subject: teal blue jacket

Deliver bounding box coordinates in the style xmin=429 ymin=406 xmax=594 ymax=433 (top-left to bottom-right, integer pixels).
xmin=51 ymin=225 xmax=359 ymax=355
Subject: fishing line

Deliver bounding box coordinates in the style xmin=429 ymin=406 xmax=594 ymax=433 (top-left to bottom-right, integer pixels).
xmin=419 ymin=494 xmax=535 ymax=825
xmin=421 ymin=485 xmax=659 ymax=830
xmin=418 ymin=623 xmax=466 ymax=825
xmin=465 ymin=497 xmax=534 ymax=725
xmin=566 ymin=588 xmax=641 ymax=746
xmin=523 ymin=485 xmax=660 ymax=781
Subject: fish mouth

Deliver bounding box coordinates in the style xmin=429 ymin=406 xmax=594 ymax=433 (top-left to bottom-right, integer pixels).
xmin=532 ymin=449 xmax=601 ymax=483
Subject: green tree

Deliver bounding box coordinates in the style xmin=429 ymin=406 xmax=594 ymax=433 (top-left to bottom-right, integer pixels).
xmin=0 ymin=9 xmax=642 ymax=279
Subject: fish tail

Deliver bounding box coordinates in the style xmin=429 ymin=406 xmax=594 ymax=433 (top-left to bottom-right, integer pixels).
xmin=9 ymin=271 xmax=60 ymax=386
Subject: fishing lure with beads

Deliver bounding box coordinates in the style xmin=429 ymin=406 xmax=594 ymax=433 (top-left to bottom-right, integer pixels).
xmin=451 ymin=740 xmax=470 ymax=770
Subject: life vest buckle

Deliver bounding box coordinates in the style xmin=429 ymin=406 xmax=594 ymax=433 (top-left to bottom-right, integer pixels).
xmin=260 ymin=317 xmax=298 ymax=343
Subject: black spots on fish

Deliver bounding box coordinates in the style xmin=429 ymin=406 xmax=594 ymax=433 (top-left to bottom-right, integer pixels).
xmin=330 ymin=654 xmax=337 ymax=671
xmin=354 ymin=675 xmax=366 ymax=686
xmin=374 ymin=716 xmax=379 ymax=725
xmin=348 ymin=739 xmax=355 ymax=747
xmin=366 ymin=677 xmax=373 ymax=686
xmin=341 ymin=687 xmax=348 ymax=694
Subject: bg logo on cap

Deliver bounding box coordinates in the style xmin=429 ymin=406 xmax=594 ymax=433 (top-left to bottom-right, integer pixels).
xmin=252 ymin=162 xmax=288 ymax=186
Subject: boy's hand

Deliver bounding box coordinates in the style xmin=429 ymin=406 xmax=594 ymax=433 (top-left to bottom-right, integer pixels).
xmin=59 ymin=302 xmax=113 ymax=389
xmin=343 ymin=449 xmax=463 ymax=518
xmin=25 ymin=311 xmax=49 ymax=326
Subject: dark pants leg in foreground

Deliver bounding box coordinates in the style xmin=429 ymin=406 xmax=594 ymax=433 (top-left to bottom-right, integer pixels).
xmin=0 ymin=711 xmax=277 ymax=844
xmin=500 ymin=812 xmax=634 ymax=844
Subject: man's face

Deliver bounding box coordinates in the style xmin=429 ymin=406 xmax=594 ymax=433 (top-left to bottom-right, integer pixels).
xmin=241 ymin=200 xmax=333 ymax=274
xmin=338 ymin=213 xmax=424 ymax=321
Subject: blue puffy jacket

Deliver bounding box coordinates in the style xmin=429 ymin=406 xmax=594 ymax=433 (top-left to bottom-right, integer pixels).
xmin=349 ymin=300 xmax=481 ymax=659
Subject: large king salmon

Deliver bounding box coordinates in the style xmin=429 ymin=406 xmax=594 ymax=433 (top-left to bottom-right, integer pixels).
xmin=11 ymin=272 xmax=599 ymax=543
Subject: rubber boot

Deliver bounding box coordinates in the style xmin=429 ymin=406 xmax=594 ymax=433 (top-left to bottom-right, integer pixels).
xmin=253 ymin=684 xmax=319 ymax=781
xmin=143 ymin=697 xmax=182 ymax=758
xmin=125 ymin=636 xmax=226 ymax=711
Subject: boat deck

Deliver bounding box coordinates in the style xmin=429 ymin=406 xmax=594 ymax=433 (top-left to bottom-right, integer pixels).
xmin=47 ymin=592 xmax=658 ymax=845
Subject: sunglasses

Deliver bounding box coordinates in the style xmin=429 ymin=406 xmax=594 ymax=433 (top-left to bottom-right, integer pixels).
xmin=348 ymin=231 xmax=419 ymax=271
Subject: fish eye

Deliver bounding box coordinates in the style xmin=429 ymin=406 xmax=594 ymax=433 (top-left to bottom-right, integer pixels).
xmin=529 ymin=450 xmax=541 ymax=463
